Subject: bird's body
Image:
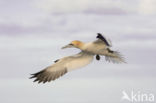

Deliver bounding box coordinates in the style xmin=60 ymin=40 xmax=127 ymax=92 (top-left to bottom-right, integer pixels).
xmin=65 ymin=52 xmax=94 ymax=71
xmin=57 ymin=51 xmax=94 ymax=71
xmin=30 ymin=33 xmax=126 ymax=83
xmin=80 ymin=41 xmax=108 ymax=55
xmin=62 ymin=33 xmax=125 ymax=63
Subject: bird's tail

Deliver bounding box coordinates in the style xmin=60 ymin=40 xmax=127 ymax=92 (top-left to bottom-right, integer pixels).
xmin=105 ymin=49 xmax=126 ymax=63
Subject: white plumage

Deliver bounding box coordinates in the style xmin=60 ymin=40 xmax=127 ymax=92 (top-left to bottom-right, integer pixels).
xmin=30 ymin=33 xmax=125 ymax=83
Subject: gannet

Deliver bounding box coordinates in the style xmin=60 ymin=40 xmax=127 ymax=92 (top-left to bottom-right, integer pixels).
xmin=30 ymin=33 xmax=125 ymax=83
xmin=62 ymin=33 xmax=125 ymax=63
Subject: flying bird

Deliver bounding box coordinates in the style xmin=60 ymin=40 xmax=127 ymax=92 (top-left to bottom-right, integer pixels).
xmin=30 ymin=33 xmax=125 ymax=83
xmin=62 ymin=33 xmax=125 ymax=63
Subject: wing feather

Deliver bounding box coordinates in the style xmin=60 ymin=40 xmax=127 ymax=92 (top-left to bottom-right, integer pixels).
xmin=30 ymin=67 xmax=67 ymax=83
xmin=30 ymin=51 xmax=93 ymax=83
xmin=96 ymin=33 xmax=111 ymax=46
xmin=104 ymin=50 xmax=126 ymax=63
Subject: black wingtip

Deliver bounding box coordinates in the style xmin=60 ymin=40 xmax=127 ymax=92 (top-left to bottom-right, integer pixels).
xmin=29 ymin=70 xmax=44 ymax=82
xmin=96 ymin=33 xmax=110 ymax=46
xmin=54 ymin=59 xmax=59 ymax=63
xmin=107 ymin=48 xmax=114 ymax=53
xmin=29 ymin=76 xmax=34 ymax=79
xmin=96 ymin=33 xmax=102 ymax=38
xmin=29 ymin=73 xmax=35 ymax=79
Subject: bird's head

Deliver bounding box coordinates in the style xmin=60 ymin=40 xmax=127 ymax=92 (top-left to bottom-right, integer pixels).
xmin=61 ymin=40 xmax=84 ymax=49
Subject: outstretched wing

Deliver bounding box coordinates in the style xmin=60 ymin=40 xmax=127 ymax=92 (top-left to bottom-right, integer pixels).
xmin=95 ymin=33 xmax=112 ymax=47
xmin=104 ymin=49 xmax=126 ymax=63
xmin=30 ymin=66 xmax=67 ymax=83
xmin=30 ymin=52 xmax=94 ymax=83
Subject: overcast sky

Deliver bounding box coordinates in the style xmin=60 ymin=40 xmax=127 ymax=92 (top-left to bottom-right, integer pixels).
xmin=0 ymin=0 xmax=156 ymax=103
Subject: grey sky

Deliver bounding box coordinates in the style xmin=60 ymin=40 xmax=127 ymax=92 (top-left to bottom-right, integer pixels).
xmin=0 ymin=0 xmax=156 ymax=103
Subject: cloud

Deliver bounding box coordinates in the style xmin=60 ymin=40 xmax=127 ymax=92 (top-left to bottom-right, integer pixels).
xmin=33 ymin=0 xmax=156 ymax=15
xmin=33 ymin=0 xmax=127 ymax=14
xmin=138 ymin=0 xmax=156 ymax=15
xmin=1 ymin=0 xmax=156 ymax=36
xmin=0 ymin=23 xmax=33 ymax=35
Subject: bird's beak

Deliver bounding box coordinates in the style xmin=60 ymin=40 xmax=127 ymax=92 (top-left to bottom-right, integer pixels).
xmin=61 ymin=44 xmax=74 ymax=49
